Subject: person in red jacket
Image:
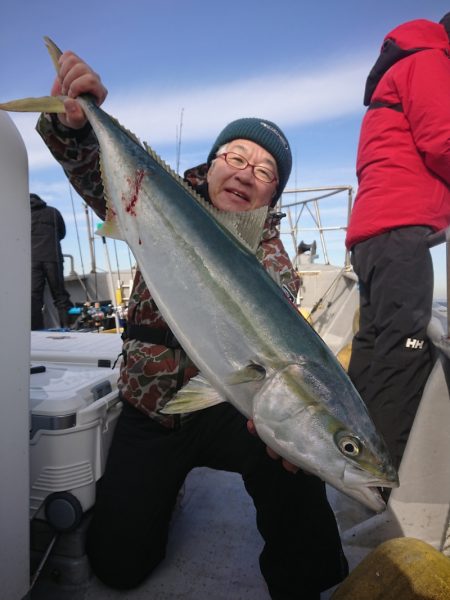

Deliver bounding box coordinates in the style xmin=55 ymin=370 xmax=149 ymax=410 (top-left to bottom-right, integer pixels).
xmin=346 ymin=14 xmax=450 ymax=473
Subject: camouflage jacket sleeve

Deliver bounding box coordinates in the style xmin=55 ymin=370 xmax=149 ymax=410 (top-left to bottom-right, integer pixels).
xmin=36 ymin=113 xmax=107 ymax=220
xmin=257 ymin=212 xmax=301 ymax=301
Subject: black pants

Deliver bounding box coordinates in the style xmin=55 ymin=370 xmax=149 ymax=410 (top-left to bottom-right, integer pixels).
xmin=86 ymin=401 xmax=348 ymax=599
xmin=31 ymin=260 xmax=72 ymax=329
xmin=348 ymin=227 xmax=434 ymax=469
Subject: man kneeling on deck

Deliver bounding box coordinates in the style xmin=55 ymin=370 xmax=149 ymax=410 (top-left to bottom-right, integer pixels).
xmin=36 ymin=48 xmax=348 ymax=600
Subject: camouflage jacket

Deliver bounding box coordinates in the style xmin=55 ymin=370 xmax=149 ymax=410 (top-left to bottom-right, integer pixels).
xmin=37 ymin=113 xmax=300 ymax=427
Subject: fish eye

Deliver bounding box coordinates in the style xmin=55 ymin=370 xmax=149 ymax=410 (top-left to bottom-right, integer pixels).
xmin=336 ymin=432 xmax=361 ymax=458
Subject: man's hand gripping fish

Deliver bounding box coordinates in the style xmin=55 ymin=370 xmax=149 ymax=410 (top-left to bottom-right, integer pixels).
xmin=0 ymin=37 xmax=399 ymax=512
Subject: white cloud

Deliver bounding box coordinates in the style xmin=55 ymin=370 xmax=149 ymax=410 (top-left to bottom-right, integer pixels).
xmin=7 ymin=56 xmax=370 ymax=171
xmin=109 ymin=60 xmax=369 ymax=143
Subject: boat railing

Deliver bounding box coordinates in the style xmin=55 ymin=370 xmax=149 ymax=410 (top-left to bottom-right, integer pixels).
xmin=427 ymin=225 xmax=450 ymax=338
xmin=278 ymin=185 xmax=354 ymax=269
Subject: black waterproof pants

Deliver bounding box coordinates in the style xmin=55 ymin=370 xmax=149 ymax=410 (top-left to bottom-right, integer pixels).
xmin=348 ymin=227 xmax=434 ymax=470
xmin=31 ymin=260 xmax=72 ymax=329
xmin=86 ymin=401 xmax=348 ymax=599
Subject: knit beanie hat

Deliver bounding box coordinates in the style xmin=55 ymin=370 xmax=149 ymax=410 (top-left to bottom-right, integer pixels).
xmin=207 ymin=117 xmax=292 ymax=206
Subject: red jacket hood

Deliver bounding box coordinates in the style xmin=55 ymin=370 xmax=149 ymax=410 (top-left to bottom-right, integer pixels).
xmin=383 ymin=19 xmax=449 ymax=52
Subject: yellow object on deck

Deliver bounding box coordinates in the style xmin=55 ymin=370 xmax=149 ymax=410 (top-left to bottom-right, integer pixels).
xmin=336 ymin=342 xmax=352 ymax=371
xmin=299 ymin=307 xmax=312 ymax=323
xmin=331 ymin=538 xmax=450 ymax=600
xmin=336 ymin=308 xmax=359 ymax=371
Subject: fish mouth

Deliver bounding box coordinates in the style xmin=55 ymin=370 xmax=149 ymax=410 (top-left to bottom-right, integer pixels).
xmin=339 ymin=463 xmax=399 ymax=512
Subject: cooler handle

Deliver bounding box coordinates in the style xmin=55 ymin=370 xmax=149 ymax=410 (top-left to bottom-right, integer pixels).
xmin=77 ymin=389 xmax=121 ymax=425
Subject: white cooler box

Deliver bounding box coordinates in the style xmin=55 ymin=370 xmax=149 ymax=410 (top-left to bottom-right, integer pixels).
xmin=29 ymin=331 xmax=124 ymax=531
xmin=30 ymin=330 xmax=123 ymax=367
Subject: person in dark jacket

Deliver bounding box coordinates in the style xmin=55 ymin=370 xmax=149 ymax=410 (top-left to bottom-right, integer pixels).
xmin=345 ymin=14 xmax=450 ymax=472
xmin=30 ymin=193 xmax=72 ymax=329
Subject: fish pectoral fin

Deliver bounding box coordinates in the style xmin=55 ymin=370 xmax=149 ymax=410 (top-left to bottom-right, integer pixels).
xmin=159 ymin=374 xmax=225 ymax=415
xmin=0 ymin=96 xmax=66 ymax=113
xmin=225 ymin=363 xmax=266 ymax=385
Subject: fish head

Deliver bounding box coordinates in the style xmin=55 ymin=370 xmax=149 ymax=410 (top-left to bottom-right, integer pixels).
xmin=252 ymin=362 xmax=399 ymax=512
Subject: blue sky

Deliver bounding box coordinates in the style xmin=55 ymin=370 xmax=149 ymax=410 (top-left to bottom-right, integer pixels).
xmin=1 ymin=0 xmax=449 ymax=297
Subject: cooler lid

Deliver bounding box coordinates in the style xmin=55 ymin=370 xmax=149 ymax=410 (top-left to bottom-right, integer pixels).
xmin=30 ymin=331 xmax=123 ymax=368
xmin=30 ymin=362 xmax=118 ymax=417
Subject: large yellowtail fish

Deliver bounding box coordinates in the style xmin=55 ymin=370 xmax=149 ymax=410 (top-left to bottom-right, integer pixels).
xmin=0 ymin=38 xmax=398 ymax=511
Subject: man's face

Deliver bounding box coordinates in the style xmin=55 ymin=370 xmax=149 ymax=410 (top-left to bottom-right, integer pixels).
xmin=207 ymin=139 xmax=278 ymax=212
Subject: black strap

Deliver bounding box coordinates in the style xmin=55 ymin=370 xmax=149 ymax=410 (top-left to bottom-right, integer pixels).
xmin=175 ymin=349 xmax=188 ymax=391
xmin=125 ymin=323 xmax=181 ymax=349
xmin=363 ymin=41 xmax=426 ymax=106
xmin=368 ymin=101 xmax=403 ymax=112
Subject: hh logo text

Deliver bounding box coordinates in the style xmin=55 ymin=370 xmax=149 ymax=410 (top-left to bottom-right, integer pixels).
xmin=405 ymin=338 xmax=425 ymax=350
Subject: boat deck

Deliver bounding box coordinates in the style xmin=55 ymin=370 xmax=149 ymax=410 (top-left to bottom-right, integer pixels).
xmin=31 ymin=467 xmax=270 ymax=599
xmin=31 ymin=466 xmax=353 ymax=599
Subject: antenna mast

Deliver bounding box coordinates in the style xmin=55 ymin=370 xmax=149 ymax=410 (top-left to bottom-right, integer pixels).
xmin=175 ymin=107 xmax=184 ymax=174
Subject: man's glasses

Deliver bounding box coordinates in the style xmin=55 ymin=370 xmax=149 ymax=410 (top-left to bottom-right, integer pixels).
xmin=217 ymin=152 xmax=278 ymax=184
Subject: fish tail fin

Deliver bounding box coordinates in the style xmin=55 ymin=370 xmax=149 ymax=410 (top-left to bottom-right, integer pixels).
xmin=0 ymin=96 xmax=66 ymax=113
xmin=0 ymin=37 xmax=66 ymax=114
xmin=43 ymin=36 xmax=63 ymax=74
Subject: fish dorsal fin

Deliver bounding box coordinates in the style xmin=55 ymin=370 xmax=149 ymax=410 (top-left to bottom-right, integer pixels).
xmin=142 ymin=142 xmax=267 ymax=254
xmin=159 ymin=374 xmax=225 ymax=415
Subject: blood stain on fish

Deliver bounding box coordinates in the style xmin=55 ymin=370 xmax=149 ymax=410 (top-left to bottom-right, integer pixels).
xmin=123 ymin=169 xmax=145 ymax=216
